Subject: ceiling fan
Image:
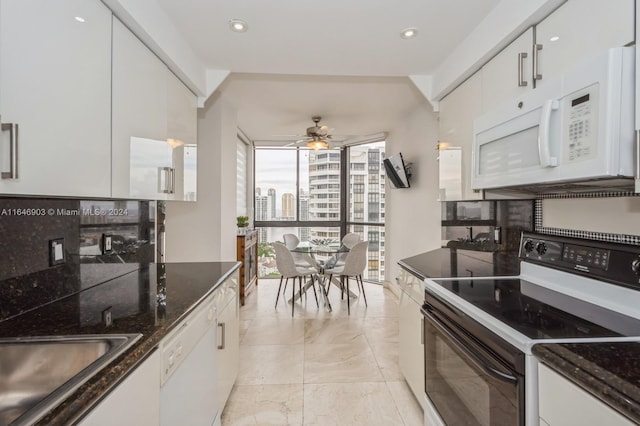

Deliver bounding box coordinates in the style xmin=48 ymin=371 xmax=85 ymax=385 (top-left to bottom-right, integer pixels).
xmin=284 ymin=116 xmax=345 ymax=150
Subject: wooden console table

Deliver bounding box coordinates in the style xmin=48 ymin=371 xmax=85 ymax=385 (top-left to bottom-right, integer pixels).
xmin=237 ymin=230 xmax=258 ymax=305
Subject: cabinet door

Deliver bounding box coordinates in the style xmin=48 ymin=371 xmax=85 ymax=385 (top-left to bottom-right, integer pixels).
xmin=398 ymin=273 xmax=425 ymax=409
xmin=438 ymin=72 xmax=483 ymax=201
xmin=216 ymin=275 xmax=239 ymax=411
xmin=534 ymin=0 xmax=634 ymax=89
xmin=481 ymin=28 xmax=534 ymax=113
xmin=538 ymin=363 xmax=633 ymax=425
xmin=166 ymin=71 xmax=197 ymax=201
xmin=79 ymin=350 xmax=160 ymax=426
xmin=0 ymin=0 xmax=111 ymax=197
xmin=111 ymin=17 xmax=169 ymax=199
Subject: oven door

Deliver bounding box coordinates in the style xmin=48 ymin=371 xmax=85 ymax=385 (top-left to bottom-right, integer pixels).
xmin=422 ymin=304 xmax=524 ymax=426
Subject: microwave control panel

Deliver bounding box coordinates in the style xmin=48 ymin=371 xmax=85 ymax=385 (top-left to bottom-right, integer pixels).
xmin=562 ymin=83 xmax=599 ymax=163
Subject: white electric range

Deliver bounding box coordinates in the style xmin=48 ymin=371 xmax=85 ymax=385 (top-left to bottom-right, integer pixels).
xmin=422 ymin=232 xmax=640 ymax=425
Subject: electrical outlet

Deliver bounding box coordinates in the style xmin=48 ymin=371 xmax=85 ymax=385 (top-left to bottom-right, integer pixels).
xmin=101 ymin=234 xmax=113 ymax=254
xmin=49 ymin=238 xmax=65 ymax=266
xmin=102 ymin=307 xmax=113 ymax=327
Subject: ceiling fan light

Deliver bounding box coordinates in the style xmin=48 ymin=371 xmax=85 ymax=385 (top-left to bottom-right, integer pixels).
xmin=166 ymin=138 xmax=185 ymax=148
xmin=306 ymin=139 xmax=329 ymax=150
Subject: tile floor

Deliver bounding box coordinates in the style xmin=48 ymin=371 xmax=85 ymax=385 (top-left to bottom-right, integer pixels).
xmin=221 ymin=278 xmax=424 ymax=425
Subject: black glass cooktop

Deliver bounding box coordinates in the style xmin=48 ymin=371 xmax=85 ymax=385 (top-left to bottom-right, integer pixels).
xmin=429 ymin=278 xmax=640 ymax=340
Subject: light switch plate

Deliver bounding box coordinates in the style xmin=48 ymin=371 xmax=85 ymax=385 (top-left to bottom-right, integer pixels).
xmin=49 ymin=238 xmax=65 ymax=266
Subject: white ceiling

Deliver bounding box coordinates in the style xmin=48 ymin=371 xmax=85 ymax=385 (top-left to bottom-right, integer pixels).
xmin=155 ymin=0 xmax=502 ymax=143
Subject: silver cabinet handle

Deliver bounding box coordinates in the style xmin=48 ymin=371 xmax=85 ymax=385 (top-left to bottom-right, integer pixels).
xmin=217 ymin=322 xmax=226 ymax=350
xmin=533 ymin=43 xmax=543 ymax=82
xmin=1 ymin=120 xmax=19 ymax=179
xmin=157 ymin=167 xmax=175 ymax=194
xmin=517 ymin=52 xmax=528 ymax=87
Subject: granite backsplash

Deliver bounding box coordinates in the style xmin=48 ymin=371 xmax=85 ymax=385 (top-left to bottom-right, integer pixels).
xmin=0 ymin=197 xmax=156 ymax=321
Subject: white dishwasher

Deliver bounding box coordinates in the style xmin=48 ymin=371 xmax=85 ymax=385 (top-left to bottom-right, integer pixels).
xmin=160 ymin=297 xmax=218 ymax=425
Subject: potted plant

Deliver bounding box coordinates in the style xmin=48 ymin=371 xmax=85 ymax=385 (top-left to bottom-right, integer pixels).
xmin=236 ymin=215 xmax=249 ymax=232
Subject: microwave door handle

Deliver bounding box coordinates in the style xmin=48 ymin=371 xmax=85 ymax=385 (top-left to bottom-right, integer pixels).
xmin=538 ymin=99 xmax=559 ymax=167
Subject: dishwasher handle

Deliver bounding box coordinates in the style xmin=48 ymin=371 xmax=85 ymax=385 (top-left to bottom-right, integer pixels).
xmin=217 ymin=322 xmax=226 ymax=350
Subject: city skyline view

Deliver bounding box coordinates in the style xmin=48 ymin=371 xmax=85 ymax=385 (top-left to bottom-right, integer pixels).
xmin=253 ymin=141 xmax=386 ymax=281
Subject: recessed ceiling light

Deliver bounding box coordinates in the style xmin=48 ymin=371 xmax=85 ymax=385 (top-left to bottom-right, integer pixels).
xmin=229 ymin=19 xmax=249 ymax=33
xmin=400 ymin=28 xmax=418 ymax=39
xmin=549 ymin=36 xmax=560 ymax=42
xmin=74 ymin=16 xmax=85 ymax=23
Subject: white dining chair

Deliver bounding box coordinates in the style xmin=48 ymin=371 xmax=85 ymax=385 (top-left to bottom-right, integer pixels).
xmin=273 ymin=242 xmax=319 ymax=316
xmin=341 ymin=232 xmax=361 ymax=249
xmin=323 ymin=240 xmax=368 ymax=315
xmin=332 ymin=232 xmax=362 ymax=268
xmin=283 ymin=233 xmax=315 ymax=268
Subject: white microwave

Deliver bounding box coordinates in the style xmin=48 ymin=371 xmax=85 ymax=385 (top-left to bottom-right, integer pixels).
xmin=472 ymin=47 xmax=635 ymax=192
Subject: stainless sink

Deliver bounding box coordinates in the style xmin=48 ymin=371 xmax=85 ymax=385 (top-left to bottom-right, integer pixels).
xmin=0 ymin=334 xmax=142 ymax=425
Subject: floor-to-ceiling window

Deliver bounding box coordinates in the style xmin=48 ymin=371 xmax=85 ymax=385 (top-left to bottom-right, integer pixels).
xmin=254 ymin=141 xmax=386 ymax=282
xmin=254 ymin=148 xmax=341 ymax=278
xmin=345 ymin=141 xmax=386 ymax=281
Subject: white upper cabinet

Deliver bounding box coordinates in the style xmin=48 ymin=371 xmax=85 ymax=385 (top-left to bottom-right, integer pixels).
xmin=111 ymin=17 xmax=168 ymax=200
xmin=481 ymin=28 xmax=534 ymax=113
xmin=480 ymin=0 xmax=634 ymax=112
xmin=438 ymin=73 xmax=484 ymax=201
xmin=166 ymin=71 xmax=198 ymax=202
xmin=534 ymin=0 xmax=634 ymax=90
xmin=0 ymin=0 xmax=111 ymax=197
xmin=112 ymin=17 xmax=197 ymax=202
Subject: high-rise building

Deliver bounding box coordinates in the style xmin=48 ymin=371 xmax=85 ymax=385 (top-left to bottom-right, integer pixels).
xmin=299 ymin=191 xmax=309 ymax=241
xmin=281 ymin=193 xmax=295 ymax=219
xmin=267 ymin=188 xmax=276 ymax=220
xmin=308 ymin=151 xmax=341 ymax=241
xmin=254 ymin=192 xmax=269 ymax=242
xmin=306 ymin=145 xmax=386 ymax=281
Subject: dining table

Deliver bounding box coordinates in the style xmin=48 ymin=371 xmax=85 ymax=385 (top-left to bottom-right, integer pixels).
xmin=289 ymin=242 xmax=353 ymax=311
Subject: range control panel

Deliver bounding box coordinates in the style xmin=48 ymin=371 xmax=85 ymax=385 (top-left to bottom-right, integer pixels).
xmin=562 ymin=243 xmax=609 ymax=270
xmin=519 ymin=232 xmax=640 ymax=290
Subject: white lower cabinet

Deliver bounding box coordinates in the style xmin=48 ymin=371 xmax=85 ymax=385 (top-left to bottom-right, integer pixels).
xmin=538 ymin=363 xmax=633 ymax=425
xmin=80 ymin=271 xmax=239 ymax=424
xmin=215 ymin=271 xmax=240 ymax=412
xmin=79 ymin=349 xmax=160 ymax=426
xmin=398 ymin=269 xmax=425 ymax=410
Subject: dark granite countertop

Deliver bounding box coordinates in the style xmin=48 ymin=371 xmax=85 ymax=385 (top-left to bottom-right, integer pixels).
xmin=0 ymin=261 xmax=240 ymax=425
xmin=398 ymin=247 xmax=520 ymax=280
xmin=533 ymin=342 xmax=640 ymax=424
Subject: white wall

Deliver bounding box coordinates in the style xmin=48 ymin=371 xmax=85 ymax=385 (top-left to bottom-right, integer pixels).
xmin=164 ymin=93 xmax=238 ymax=262
xmin=385 ymin=101 xmax=441 ymax=287
xmin=542 ymin=197 xmax=640 ymax=236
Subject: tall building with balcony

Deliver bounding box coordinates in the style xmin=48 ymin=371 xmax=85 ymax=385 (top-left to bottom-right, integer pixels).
xmin=307 ymin=151 xmax=341 ymax=240
xmin=309 ymin=145 xmax=386 ymax=281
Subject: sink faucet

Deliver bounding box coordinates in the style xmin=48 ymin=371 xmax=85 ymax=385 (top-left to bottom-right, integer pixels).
xmin=466 ymin=226 xmax=474 ymax=242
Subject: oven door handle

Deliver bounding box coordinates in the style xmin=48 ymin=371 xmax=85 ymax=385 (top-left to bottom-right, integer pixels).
xmin=422 ymin=307 xmax=518 ymax=385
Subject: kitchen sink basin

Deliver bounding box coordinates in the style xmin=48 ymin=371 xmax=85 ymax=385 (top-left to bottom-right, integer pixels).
xmin=0 ymin=334 xmax=142 ymax=425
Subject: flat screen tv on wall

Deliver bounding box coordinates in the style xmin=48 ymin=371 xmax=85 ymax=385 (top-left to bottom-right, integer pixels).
xmin=383 ymin=152 xmax=411 ymax=189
